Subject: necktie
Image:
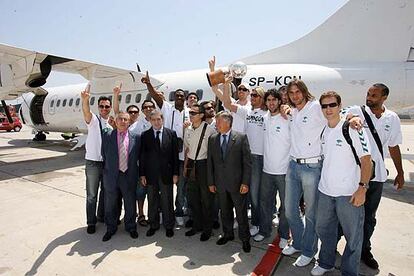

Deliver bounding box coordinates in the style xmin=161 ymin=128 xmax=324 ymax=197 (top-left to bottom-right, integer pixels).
xmin=119 ymin=132 xmax=128 ymax=172
xmin=221 ymin=134 xmax=228 ymax=160
xmin=156 ymin=130 xmax=161 ymax=149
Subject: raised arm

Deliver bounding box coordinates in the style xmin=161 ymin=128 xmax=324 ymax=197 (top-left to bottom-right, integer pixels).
xmin=208 ymin=56 xmax=216 ymax=72
xmin=81 ymin=84 xmax=92 ymax=124
xmin=141 ymin=71 xmax=164 ymax=109
xmin=222 ymin=76 xmax=239 ymax=113
xmin=113 ymin=83 xmax=122 ymax=115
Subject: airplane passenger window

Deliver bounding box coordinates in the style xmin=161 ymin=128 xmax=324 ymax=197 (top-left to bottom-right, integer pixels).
xmin=75 ymin=98 xmax=80 ymax=106
xmin=62 ymin=99 xmax=67 ymax=107
xmin=90 ymin=97 xmax=95 ymax=106
xmin=69 ymin=99 xmax=73 ymax=107
xmin=135 ymin=94 xmax=141 ymax=103
xmin=50 ymin=100 xmax=54 ymax=108
xmin=126 ymin=94 xmax=131 ymax=104
xmin=57 ymin=99 xmax=61 ymax=107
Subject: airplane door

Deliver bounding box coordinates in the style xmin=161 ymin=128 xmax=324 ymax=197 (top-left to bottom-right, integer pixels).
xmin=48 ymin=95 xmax=58 ymax=115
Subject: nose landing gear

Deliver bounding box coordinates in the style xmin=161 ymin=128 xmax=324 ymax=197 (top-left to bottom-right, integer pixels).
xmin=33 ymin=131 xmax=46 ymax=141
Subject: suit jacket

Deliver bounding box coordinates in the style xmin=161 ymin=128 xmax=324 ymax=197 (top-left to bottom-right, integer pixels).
xmin=101 ymin=129 xmax=141 ymax=190
xmin=207 ymin=130 xmax=252 ymax=193
xmin=139 ymin=127 xmax=179 ymax=185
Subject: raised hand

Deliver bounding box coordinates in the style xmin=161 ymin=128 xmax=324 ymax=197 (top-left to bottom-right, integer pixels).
xmin=224 ymin=74 xmax=233 ymax=84
xmin=81 ymin=84 xmax=91 ymax=100
xmin=113 ymin=82 xmax=123 ymax=96
xmin=208 ymin=56 xmax=216 ymax=72
xmin=141 ymin=71 xmax=151 ymax=84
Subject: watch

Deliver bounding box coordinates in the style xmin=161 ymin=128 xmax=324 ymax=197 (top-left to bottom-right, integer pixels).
xmin=359 ymin=182 xmax=369 ymax=189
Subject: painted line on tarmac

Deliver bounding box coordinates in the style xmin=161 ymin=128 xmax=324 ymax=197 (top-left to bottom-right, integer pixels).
xmin=251 ymin=234 xmax=282 ymax=276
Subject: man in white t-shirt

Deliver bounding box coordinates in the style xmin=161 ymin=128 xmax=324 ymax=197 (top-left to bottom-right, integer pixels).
xmin=141 ymin=72 xmax=190 ymax=226
xmin=253 ymin=89 xmax=290 ymax=248
xmin=222 ymin=77 xmax=267 ymax=237
xmin=311 ymin=91 xmax=372 ymax=276
xmin=81 ymin=84 xmax=113 ymax=235
xmin=342 ymin=83 xmax=404 ymax=270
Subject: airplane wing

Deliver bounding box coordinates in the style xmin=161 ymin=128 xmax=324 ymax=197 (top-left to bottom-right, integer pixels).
xmin=0 ymin=43 xmax=163 ymax=100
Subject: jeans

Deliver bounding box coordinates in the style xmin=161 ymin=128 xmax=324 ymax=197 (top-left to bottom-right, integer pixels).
xmin=249 ymin=154 xmax=263 ymax=226
xmin=316 ymin=192 xmax=364 ymax=276
xmin=362 ymin=181 xmax=384 ymax=254
xmin=259 ymin=173 xmax=289 ymax=239
xmin=175 ymin=161 xmax=188 ymax=217
xmin=285 ymin=159 xmax=321 ymax=258
xmin=85 ymin=160 xmax=105 ymax=226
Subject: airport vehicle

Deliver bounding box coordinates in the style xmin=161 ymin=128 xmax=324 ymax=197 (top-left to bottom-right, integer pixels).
xmin=0 ymin=116 xmax=22 ymax=132
xmin=0 ymin=0 xmax=413 ymax=144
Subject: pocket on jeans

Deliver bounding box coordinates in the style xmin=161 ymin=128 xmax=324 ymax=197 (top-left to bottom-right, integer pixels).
xmin=305 ymin=162 xmax=322 ymax=169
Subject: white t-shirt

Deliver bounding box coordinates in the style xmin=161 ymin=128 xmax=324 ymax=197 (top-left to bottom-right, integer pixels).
xmin=319 ymin=120 xmax=371 ymax=197
xmin=343 ymin=105 xmax=402 ymax=182
xmin=290 ymin=100 xmax=326 ymax=159
xmin=85 ymin=113 xmax=112 ymax=161
xmin=130 ymin=117 xmax=151 ymax=135
xmin=263 ymin=112 xmax=291 ymax=175
xmin=225 ymin=99 xmax=251 ymax=133
xmin=235 ymin=107 xmax=266 ymax=155
xmin=161 ymin=101 xmax=190 ymax=161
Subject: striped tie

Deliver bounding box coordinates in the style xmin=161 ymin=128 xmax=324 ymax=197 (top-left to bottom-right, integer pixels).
xmin=119 ymin=132 xmax=128 ymax=172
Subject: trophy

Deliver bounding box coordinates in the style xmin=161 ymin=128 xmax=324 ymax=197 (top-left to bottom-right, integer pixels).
xmin=206 ymin=61 xmax=247 ymax=87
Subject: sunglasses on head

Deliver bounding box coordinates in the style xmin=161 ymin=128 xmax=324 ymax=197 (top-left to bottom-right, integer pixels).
xmin=99 ymin=105 xmax=111 ymax=109
xmin=189 ymin=111 xmax=200 ymax=116
xmin=128 ymin=111 xmax=139 ymax=114
xmin=321 ymin=102 xmax=339 ymax=109
xmin=250 ymin=93 xmax=261 ymax=98
xmin=238 ymin=87 xmax=248 ymax=92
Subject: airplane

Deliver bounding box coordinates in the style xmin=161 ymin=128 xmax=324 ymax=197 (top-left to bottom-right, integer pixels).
xmin=0 ymin=0 xmax=413 ymax=145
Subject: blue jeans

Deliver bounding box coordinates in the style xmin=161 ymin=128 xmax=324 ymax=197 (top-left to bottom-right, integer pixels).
xmin=175 ymin=161 xmax=188 ymax=217
xmin=259 ymin=172 xmax=289 ymax=239
xmin=285 ymin=160 xmax=321 ymax=257
xmin=316 ymin=192 xmax=364 ymax=276
xmin=249 ymin=154 xmax=263 ymax=226
xmin=85 ymin=160 xmax=105 ymax=226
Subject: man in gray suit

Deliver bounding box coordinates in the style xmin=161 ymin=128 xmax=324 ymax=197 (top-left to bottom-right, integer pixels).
xmin=101 ymin=111 xmax=141 ymax=242
xmin=207 ymin=111 xmax=252 ymax=253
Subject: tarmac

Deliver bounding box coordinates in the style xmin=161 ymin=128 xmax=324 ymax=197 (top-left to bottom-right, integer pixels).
xmin=0 ymin=124 xmax=413 ymax=276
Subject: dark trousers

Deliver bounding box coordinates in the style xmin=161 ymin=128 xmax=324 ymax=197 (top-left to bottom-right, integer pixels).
xmin=219 ymin=190 xmax=250 ymax=242
xmin=105 ymin=171 xmax=137 ymax=234
xmin=187 ymin=160 xmax=213 ymax=234
xmin=362 ymin=181 xmax=384 ymax=254
xmin=147 ymin=177 xmax=175 ymax=230
xmin=85 ymin=160 xmax=105 ymax=226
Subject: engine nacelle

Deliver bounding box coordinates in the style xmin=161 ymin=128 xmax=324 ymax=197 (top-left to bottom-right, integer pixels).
xmin=25 ymin=58 xmax=52 ymax=88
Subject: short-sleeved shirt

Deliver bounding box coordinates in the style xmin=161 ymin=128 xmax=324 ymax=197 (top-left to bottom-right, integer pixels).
xmin=343 ymin=105 xmax=402 ymax=182
xmin=289 ymin=100 xmax=326 ymax=159
xmin=85 ymin=113 xmax=112 ymax=161
xmin=130 ymin=117 xmax=151 ymax=135
xmin=224 ymin=99 xmax=251 ymax=133
xmin=161 ymin=101 xmax=189 ymax=161
xmin=319 ymin=119 xmax=371 ymax=197
xmin=184 ymin=122 xmax=216 ymax=160
xmin=235 ymin=107 xmax=266 ymax=155
xmin=263 ymin=112 xmax=291 ymax=175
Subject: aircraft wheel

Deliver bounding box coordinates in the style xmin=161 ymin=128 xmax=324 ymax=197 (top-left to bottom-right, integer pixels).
xmin=33 ymin=132 xmax=46 ymax=141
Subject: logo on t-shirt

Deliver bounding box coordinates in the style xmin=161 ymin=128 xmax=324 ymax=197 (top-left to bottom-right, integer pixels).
xmin=385 ymin=124 xmax=390 ymax=132
xmin=246 ymin=114 xmax=264 ymax=126
xmin=276 ymin=126 xmax=281 ymax=133
xmin=336 ymin=139 xmax=343 ymax=147
xmin=302 ymin=116 xmax=308 ymax=123
xmin=358 ymin=130 xmax=369 ymax=153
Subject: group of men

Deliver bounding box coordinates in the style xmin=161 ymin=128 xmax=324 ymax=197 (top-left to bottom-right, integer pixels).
xmin=81 ymin=57 xmax=404 ymax=276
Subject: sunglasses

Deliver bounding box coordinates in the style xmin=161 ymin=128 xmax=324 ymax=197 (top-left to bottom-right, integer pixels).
xmin=99 ymin=105 xmax=111 ymax=109
xmin=250 ymin=93 xmax=261 ymax=98
xmin=189 ymin=111 xmax=200 ymax=116
xmin=238 ymin=87 xmax=248 ymax=92
xmin=142 ymin=106 xmax=154 ymax=110
xmin=204 ymin=106 xmax=213 ymax=110
xmin=321 ymin=102 xmax=339 ymax=109
xmin=128 ymin=111 xmax=139 ymax=114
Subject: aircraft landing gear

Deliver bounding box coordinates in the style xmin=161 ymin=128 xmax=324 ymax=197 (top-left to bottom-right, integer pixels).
xmin=33 ymin=131 xmax=46 ymax=141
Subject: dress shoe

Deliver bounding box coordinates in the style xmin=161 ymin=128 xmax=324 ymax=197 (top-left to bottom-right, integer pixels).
xmin=87 ymin=225 xmax=96 ymax=234
xmin=102 ymin=232 xmax=113 ymax=242
xmin=129 ymin=230 xmax=138 ymax=239
xmin=212 ymin=221 xmax=220 ymax=229
xmin=216 ymin=235 xmax=234 ymax=245
xmin=185 ymin=219 xmax=193 ymax=228
xmin=146 ymin=228 xmax=158 ymax=237
xmin=242 ymin=241 xmax=251 ymax=253
xmin=185 ymin=229 xmax=198 ymax=237
xmin=361 ymin=251 xmax=379 ymax=270
xmin=200 ymin=232 xmax=211 ymax=242
xmin=166 ymin=229 xmax=174 ymax=238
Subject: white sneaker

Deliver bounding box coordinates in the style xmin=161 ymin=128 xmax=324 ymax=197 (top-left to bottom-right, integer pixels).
xmin=282 ymin=245 xmax=301 ymax=255
xmin=279 ymin=238 xmax=288 ymax=249
xmin=294 ymin=254 xmax=313 ymax=267
xmin=272 ymin=216 xmax=279 ymax=226
xmin=249 ymin=225 xmax=259 ymax=236
xmin=311 ymin=264 xmax=334 ymax=276
xmin=233 ymin=221 xmax=238 ymax=229
xmin=253 ymin=234 xmax=265 ymax=242
xmin=175 ymin=216 xmax=184 ymax=226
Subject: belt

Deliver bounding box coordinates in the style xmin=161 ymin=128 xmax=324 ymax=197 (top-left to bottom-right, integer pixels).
xmin=291 ymin=156 xmax=322 ymax=164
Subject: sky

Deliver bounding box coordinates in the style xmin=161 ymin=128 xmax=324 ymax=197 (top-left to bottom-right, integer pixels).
xmin=0 ymin=0 xmax=348 ymax=87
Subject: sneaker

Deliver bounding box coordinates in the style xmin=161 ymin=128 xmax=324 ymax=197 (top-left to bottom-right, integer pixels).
xmin=282 ymin=245 xmax=301 ymax=256
xmin=233 ymin=221 xmax=238 ymax=229
xmin=279 ymin=238 xmax=288 ymax=249
xmin=253 ymin=234 xmax=265 ymax=242
xmin=175 ymin=216 xmax=184 ymax=226
xmin=294 ymin=254 xmax=313 ymax=267
xmin=272 ymin=216 xmax=279 ymax=226
xmin=249 ymin=225 xmax=259 ymax=236
xmin=311 ymin=264 xmax=334 ymax=276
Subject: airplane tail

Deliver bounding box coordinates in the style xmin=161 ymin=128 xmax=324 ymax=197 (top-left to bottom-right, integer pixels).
xmin=240 ymin=0 xmax=414 ymax=65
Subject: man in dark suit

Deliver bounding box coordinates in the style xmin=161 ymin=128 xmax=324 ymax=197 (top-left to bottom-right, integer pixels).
xmin=207 ymin=111 xmax=252 ymax=253
xmin=140 ymin=110 xmax=179 ymax=238
xmin=101 ymin=111 xmax=141 ymax=242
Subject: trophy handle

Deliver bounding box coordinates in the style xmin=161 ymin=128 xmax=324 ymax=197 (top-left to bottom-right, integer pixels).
xmin=206 ymin=69 xmax=225 ymax=87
